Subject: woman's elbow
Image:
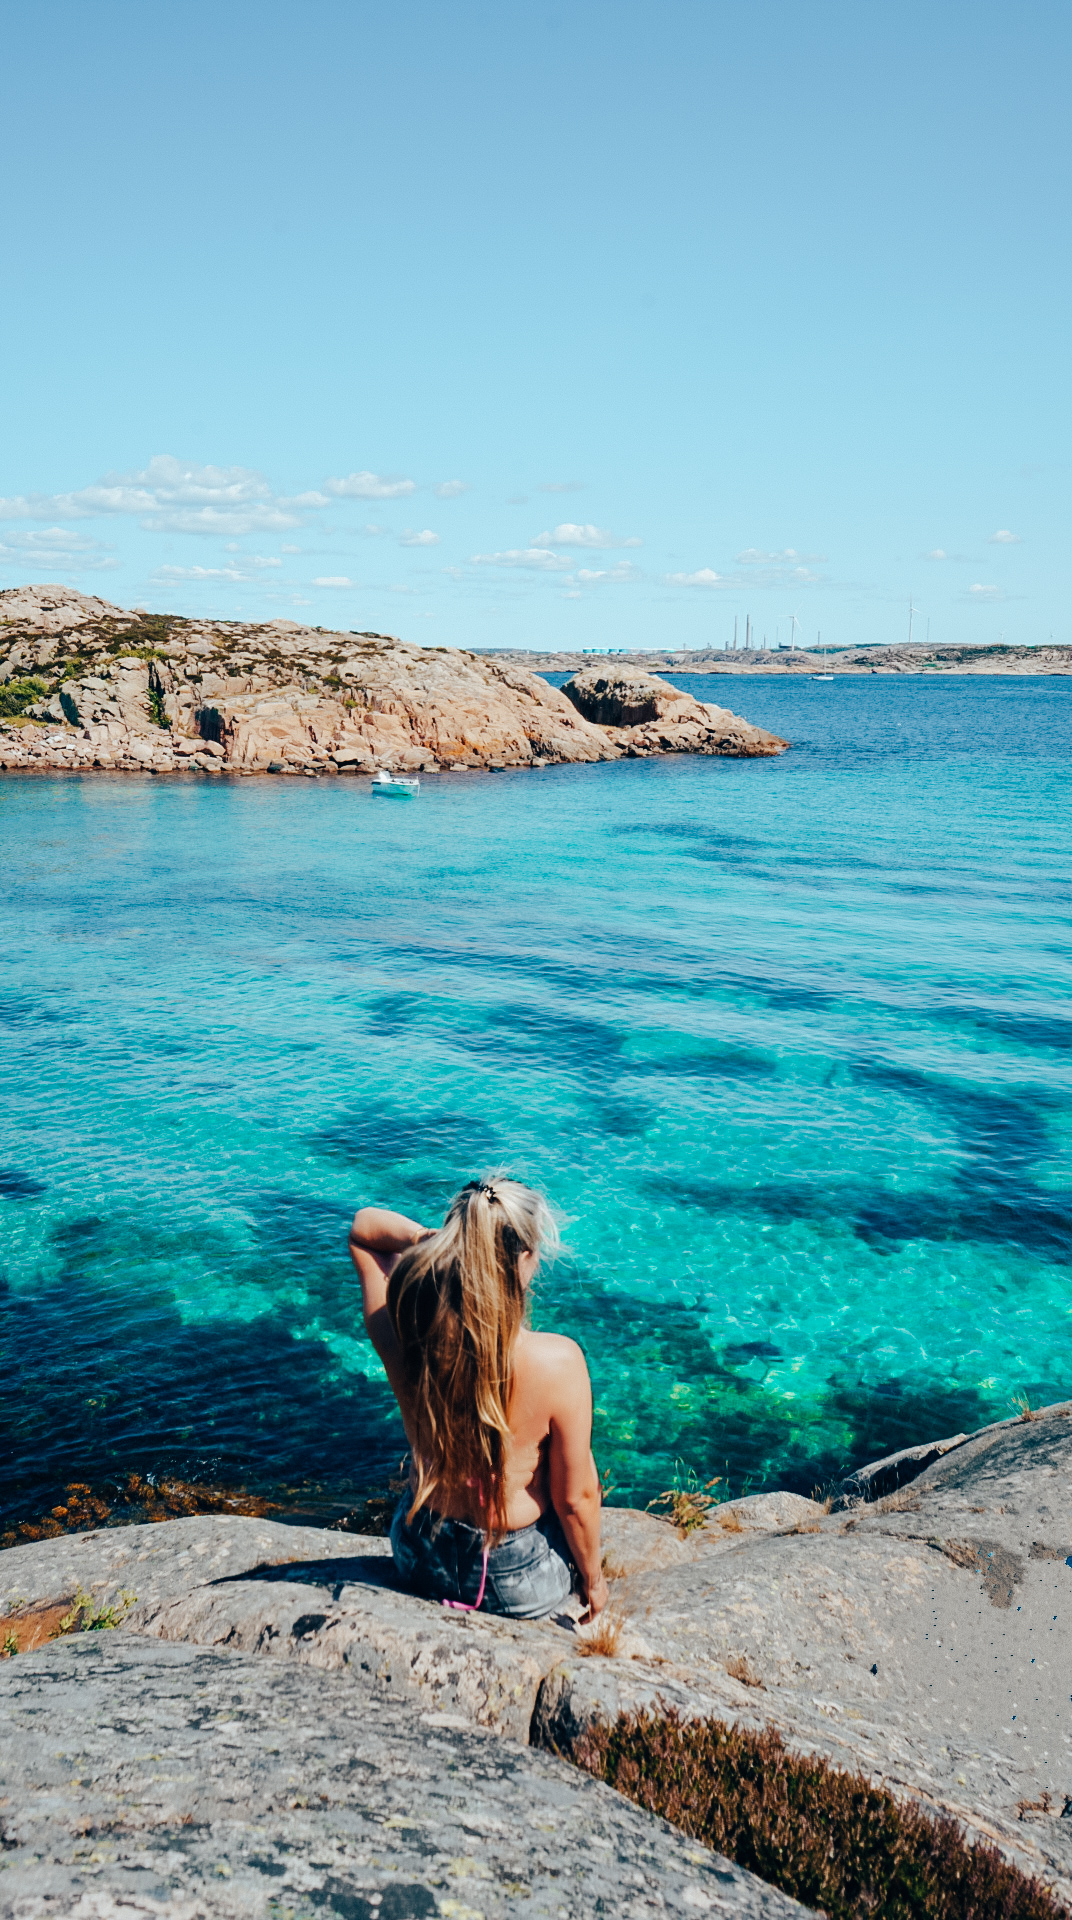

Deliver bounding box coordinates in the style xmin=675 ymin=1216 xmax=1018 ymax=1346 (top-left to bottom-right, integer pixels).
xmin=559 ymin=1482 xmax=600 ymax=1520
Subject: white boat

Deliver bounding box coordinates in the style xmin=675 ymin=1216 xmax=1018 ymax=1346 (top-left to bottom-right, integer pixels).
xmin=371 ymin=770 xmax=420 ymax=798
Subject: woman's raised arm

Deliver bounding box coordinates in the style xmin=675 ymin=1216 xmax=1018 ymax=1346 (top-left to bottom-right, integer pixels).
xmin=348 ymin=1206 xmax=428 ymax=1370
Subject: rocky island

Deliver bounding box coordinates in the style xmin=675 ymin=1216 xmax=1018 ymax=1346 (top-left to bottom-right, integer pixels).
xmin=2 ymin=1402 xmax=1069 ymax=1916
xmin=0 ymin=586 xmax=786 ymax=777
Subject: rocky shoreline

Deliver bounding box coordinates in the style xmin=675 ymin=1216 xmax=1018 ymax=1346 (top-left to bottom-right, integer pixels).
xmin=2 ymin=1402 xmax=1069 ymax=1915
xmin=479 ymin=641 xmax=1072 ymax=677
xmin=0 ymin=586 xmax=785 ymax=777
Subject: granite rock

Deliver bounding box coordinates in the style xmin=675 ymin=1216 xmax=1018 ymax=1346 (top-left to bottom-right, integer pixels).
xmin=0 ymin=1635 xmax=808 ymax=1919
xmin=562 ymin=668 xmax=787 ymax=758
xmin=0 ymin=586 xmax=785 ymax=777
xmin=2 ymin=1405 xmax=1070 ymax=1906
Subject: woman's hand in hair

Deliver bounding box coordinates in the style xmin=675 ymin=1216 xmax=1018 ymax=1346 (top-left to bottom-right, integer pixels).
xmin=349 ymin=1207 xmax=430 ymax=1258
xmin=349 ymin=1208 xmax=429 ymax=1395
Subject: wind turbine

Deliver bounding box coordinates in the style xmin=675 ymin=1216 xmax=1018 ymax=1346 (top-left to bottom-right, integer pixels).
xmin=787 ymin=612 xmax=802 ymax=651
xmin=908 ymin=597 xmax=922 ymax=645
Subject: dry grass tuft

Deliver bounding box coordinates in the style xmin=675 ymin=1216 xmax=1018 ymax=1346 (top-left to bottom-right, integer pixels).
xmin=576 ymin=1608 xmax=626 ymax=1658
xmin=574 ymin=1710 xmax=1064 ymax=1920
xmin=877 ymin=1485 xmax=924 ymax=1514
xmin=714 ymin=1505 xmax=745 ymax=1533
xmin=1012 ymin=1394 xmax=1042 ymax=1423
xmin=600 ymin=1553 xmax=629 ymax=1582
xmin=648 ymin=1467 xmax=723 ymax=1537
xmin=724 ymin=1653 xmax=765 ymax=1689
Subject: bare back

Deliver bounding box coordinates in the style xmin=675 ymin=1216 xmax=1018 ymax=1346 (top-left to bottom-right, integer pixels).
xmin=347 ymin=1204 xmax=605 ymax=1612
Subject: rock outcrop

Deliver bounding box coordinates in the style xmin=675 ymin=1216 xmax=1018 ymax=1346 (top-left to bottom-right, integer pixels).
xmin=0 ymin=1638 xmax=804 ymax=1920
xmin=563 ymin=667 xmax=787 ymax=757
xmin=2 ymin=1402 xmax=1070 ymax=1912
xmin=0 ymin=585 xmax=787 ymax=777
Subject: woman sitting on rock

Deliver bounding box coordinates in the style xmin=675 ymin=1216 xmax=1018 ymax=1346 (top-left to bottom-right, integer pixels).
xmin=349 ymin=1179 xmax=608 ymax=1620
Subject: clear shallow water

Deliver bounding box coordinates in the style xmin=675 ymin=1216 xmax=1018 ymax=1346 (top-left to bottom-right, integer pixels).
xmin=2 ymin=675 xmax=1070 ymax=1526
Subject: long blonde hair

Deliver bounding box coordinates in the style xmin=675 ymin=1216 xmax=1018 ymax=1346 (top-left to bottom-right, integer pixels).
xmin=387 ymin=1176 xmax=558 ymax=1538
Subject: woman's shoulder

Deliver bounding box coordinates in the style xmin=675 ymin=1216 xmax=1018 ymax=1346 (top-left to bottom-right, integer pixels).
xmin=514 ymin=1327 xmax=588 ymax=1382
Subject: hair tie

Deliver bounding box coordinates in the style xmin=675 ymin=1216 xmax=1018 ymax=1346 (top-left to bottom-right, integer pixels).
xmin=480 ymin=1183 xmax=498 ymax=1203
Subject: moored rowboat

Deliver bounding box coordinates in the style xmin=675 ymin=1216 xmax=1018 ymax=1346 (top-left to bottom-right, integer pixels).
xmin=371 ymin=770 xmax=420 ymax=798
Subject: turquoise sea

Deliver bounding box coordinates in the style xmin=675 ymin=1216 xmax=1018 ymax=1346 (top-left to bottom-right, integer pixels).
xmin=2 ymin=674 xmax=1070 ymax=1530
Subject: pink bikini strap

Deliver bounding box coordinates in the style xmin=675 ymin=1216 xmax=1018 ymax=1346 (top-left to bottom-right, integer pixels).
xmin=442 ymin=1540 xmax=489 ymax=1613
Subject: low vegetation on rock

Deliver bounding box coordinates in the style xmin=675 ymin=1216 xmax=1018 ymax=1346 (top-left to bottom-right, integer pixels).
xmin=575 ymin=1711 xmax=1066 ymax=1920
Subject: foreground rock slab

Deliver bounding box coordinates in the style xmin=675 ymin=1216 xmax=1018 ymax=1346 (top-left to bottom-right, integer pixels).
xmin=0 ymin=1636 xmax=808 ymax=1920
xmin=3 ymin=1407 xmax=1070 ymax=1904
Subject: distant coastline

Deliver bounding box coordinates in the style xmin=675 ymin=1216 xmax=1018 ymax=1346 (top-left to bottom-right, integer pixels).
xmin=477 ymin=640 xmax=1072 ymax=677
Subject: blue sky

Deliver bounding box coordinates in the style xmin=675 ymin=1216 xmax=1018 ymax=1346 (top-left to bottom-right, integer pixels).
xmin=1 ymin=1 xmax=1068 ymax=651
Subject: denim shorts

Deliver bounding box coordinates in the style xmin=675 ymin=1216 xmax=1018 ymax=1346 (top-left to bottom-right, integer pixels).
xmin=389 ymin=1496 xmax=574 ymax=1619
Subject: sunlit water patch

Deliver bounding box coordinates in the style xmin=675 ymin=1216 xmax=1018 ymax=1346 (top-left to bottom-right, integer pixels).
xmin=2 ymin=674 xmax=1070 ymax=1528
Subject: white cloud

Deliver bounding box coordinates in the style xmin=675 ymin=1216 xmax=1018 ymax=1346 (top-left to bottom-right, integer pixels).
xmin=313 ymin=575 xmax=355 ymax=588
xmin=472 ymin=548 xmax=573 ymax=572
xmin=926 ymin=549 xmax=947 ymax=561
xmin=532 ymin=523 xmax=641 ymax=550
xmin=538 ymin=480 xmax=585 ymax=493
xmin=666 ymin=568 xmax=728 ymax=588
xmin=281 ymin=543 xmax=302 ymax=553
xmin=0 ymin=527 xmax=117 ymax=570
xmin=667 ymin=556 xmax=822 ymax=589
xmin=987 ymin=529 xmax=1020 ymax=544
xmin=400 ymin=529 xmax=440 ymax=547
xmin=0 ymin=456 xmax=310 ymax=536
xmin=1 ymin=527 xmax=105 ymax=555
xmin=736 ymin=547 xmax=825 ymax=566
xmin=718 ymin=547 xmax=825 ymax=587
xmin=434 ymin=480 xmax=468 ymax=499
xmin=154 ymin=555 xmax=283 ymax=583
xmin=575 ymin=563 xmax=643 ymax=585
xmin=968 ymin=583 xmax=1002 ymax=598
xmin=323 ymin=471 xmax=416 ymax=500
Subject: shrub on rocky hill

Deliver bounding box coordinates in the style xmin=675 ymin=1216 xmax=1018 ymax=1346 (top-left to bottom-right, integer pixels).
xmin=0 ymin=676 xmax=48 ymax=718
xmin=575 ymin=1711 xmax=1064 ymax=1920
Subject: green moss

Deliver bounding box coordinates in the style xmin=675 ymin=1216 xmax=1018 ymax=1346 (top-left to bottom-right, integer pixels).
xmin=87 ymin=1591 xmax=137 ymax=1629
xmin=0 ymin=676 xmax=48 ymax=718
xmin=57 ymin=1586 xmax=138 ymax=1635
xmin=574 ymin=1712 xmax=1063 ymax=1920
xmin=148 ymin=686 xmax=170 ymax=729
